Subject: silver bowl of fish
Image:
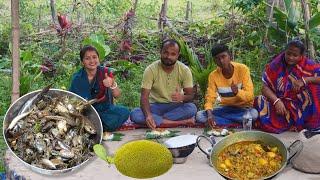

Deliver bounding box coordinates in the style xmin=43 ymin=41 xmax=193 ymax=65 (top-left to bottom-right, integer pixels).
xmin=3 ymin=88 xmax=103 ymax=175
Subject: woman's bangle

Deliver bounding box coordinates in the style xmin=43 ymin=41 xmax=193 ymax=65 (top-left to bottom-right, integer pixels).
xmin=110 ymin=82 xmax=117 ymax=90
xmin=273 ymin=98 xmax=281 ymax=106
xmin=302 ymin=77 xmax=307 ymax=86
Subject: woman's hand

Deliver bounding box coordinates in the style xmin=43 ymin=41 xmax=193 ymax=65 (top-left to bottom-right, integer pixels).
xmin=274 ymin=99 xmax=287 ymax=117
xmin=103 ymin=73 xmax=114 ymax=88
xmin=289 ymin=75 xmax=304 ymax=92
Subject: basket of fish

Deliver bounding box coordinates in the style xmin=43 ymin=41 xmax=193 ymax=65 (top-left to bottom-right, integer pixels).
xmin=3 ymin=88 xmax=103 ymax=175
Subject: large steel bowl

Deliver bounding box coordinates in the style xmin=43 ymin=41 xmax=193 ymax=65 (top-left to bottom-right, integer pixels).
xmin=3 ymin=89 xmax=103 ymax=175
xmin=196 ymin=131 xmax=302 ymax=179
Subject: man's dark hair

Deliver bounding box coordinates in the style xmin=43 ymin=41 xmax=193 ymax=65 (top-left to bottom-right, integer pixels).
xmin=80 ymin=45 xmax=99 ymax=61
xmin=286 ymin=39 xmax=305 ymax=55
xmin=211 ymin=44 xmax=229 ymax=57
xmin=161 ymin=39 xmax=180 ymax=52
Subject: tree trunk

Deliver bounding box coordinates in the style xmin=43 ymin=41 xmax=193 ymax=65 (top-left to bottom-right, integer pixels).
xmin=133 ymin=0 xmax=138 ymax=12
xmin=301 ymin=0 xmax=316 ymax=59
xmin=38 ymin=5 xmax=41 ymax=32
xmin=266 ymin=0 xmax=286 ymax=18
xmin=266 ymin=0 xmax=277 ymax=24
xmin=185 ymin=1 xmax=192 ymax=21
xmin=11 ymin=0 xmax=20 ymax=103
xmin=50 ymin=0 xmax=57 ymax=25
xmin=158 ymin=0 xmax=168 ymax=40
xmin=263 ymin=0 xmax=277 ymax=53
xmin=230 ymin=3 xmax=235 ymax=60
xmin=266 ymin=0 xmax=275 ymax=18
xmin=72 ymin=0 xmax=81 ymax=25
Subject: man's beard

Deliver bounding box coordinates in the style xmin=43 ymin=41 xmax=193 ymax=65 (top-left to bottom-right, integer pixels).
xmin=161 ymin=59 xmax=176 ymax=66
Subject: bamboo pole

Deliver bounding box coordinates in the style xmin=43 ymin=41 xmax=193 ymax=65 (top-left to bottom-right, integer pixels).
xmin=11 ymin=0 xmax=20 ymax=102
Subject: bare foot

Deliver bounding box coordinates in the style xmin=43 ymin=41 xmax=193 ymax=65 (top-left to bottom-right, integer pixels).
xmin=184 ymin=118 xmax=196 ymax=126
xmin=159 ymin=118 xmax=196 ymax=128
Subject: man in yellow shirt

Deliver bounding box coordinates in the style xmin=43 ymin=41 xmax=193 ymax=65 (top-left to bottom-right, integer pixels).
xmin=130 ymin=39 xmax=197 ymax=129
xmin=196 ymin=44 xmax=258 ymax=128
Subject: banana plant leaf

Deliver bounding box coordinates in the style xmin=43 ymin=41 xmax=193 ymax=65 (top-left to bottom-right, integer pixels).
xmin=174 ymin=36 xmax=216 ymax=98
xmin=112 ymin=133 xmax=125 ymax=141
xmin=203 ymin=127 xmax=235 ymax=137
xmin=82 ymin=34 xmax=111 ymax=59
xmin=284 ymin=0 xmax=300 ymax=29
xmin=309 ymin=13 xmax=320 ymax=29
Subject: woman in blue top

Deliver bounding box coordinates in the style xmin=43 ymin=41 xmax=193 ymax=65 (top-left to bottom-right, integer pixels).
xmin=70 ymin=45 xmax=130 ymax=132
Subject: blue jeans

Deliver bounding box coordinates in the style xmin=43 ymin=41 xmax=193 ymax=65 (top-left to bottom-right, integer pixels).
xmin=98 ymin=105 xmax=130 ymax=132
xmin=196 ymin=106 xmax=258 ymax=126
xmin=130 ymin=103 xmax=197 ymax=126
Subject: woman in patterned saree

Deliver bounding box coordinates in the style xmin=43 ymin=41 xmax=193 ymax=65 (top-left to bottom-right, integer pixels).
xmin=254 ymin=40 xmax=320 ymax=133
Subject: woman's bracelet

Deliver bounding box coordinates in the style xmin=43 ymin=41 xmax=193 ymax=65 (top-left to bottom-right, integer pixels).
xmin=273 ymin=98 xmax=281 ymax=106
xmin=110 ymin=82 xmax=118 ymax=90
xmin=302 ymin=77 xmax=307 ymax=86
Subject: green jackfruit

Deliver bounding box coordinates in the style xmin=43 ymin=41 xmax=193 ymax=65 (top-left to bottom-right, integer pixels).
xmin=114 ymin=140 xmax=173 ymax=179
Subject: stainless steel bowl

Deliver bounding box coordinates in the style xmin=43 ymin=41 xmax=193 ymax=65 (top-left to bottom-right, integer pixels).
xmin=164 ymin=135 xmax=198 ymax=164
xmin=3 ymin=89 xmax=103 ymax=175
xmin=172 ymin=157 xmax=188 ymax=164
xmin=168 ymin=143 xmax=196 ymax=164
xmin=168 ymin=144 xmax=196 ymax=164
xmin=168 ymin=143 xmax=196 ymax=157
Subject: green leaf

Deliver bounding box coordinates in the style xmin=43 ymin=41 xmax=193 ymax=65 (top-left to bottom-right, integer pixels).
xmin=145 ymin=130 xmax=180 ymax=139
xmin=89 ymin=34 xmax=105 ymax=44
xmin=281 ymin=0 xmax=299 ymax=30
xmin=82 ymin=34 xmax=111 ymax=59
xmin=174 ymin=36 xmax=217 ymax=98
xmin=273 ymin=7 xmax=288 ymax=31
xmin=249 ymin=40 xmax=254 ymax=46
xmin=284 ymin=0 xmax=293 ymax=13
xmin=174 ymin=37 xmax=202 ymax=70
xmin=267 ymin=26 xmax=287 ymax=42
xmin=20 ymin=74 xmax=33 ymax=96
xmin=106 ymin=156 xmax=114 ymax=164
xmin=8 ymin=41 xmax=12 ymax=54
xmin=93 ymin=144 xmax=113 ymax=164
xmin=113 ymin=132 xmax=125 ymax=136
xmin=310 ymin=28 xmax=320 ymax=46
xmin=145 ymin=134 xmax=157 ymax=139
xmin=309 ymin=13 xmax=320 ymax=29
xmin=169 ymin=130 xmax=181 ymax=134
xmin=287 ymin=0 xmax=299 ymax=29
xmin=112 ymin=133 xmax=125 ymax=141
xmin=33 ymin=121 xmax=41 ymax=133
xmin=21 ymin=50 xmax=32 ymax=62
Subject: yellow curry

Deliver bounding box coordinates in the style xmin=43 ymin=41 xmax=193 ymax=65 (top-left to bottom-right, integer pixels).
xmin=216 ymin=141 xmax=283 ymax=179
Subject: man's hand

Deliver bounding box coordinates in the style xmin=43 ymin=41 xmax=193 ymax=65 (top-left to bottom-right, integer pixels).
xmin=146 ymin=115 xmax=156 ymax=130
xmin=103 ymin=73 xmax=114 ymax=88
xmin=171 ymin=86 xmax=184 ymax=102
xmin=231 ymin=81 xmax=238 ymax=95
xmin=207 ymin=110 xmax=216 ymax=129
xmin=288 ymin=75 xmax=304 ymax=92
